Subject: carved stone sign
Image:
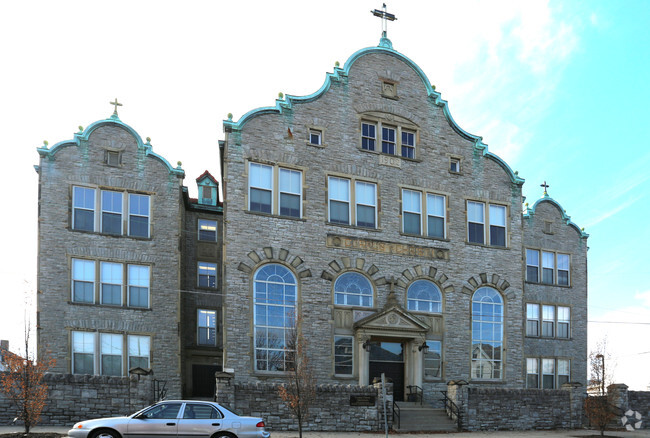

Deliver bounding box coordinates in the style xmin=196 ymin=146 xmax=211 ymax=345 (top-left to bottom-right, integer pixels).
xmin=350 ymin=395 xmax=376 ymax=406
xmin=327 ymin=234 xmax=449 ymax=260
xmin=379 ymin=154 xmax=401 ymax=168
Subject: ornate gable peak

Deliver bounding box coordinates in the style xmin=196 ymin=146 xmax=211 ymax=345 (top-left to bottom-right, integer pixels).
xmin=354 ymin=305 xmax=429 ymax=333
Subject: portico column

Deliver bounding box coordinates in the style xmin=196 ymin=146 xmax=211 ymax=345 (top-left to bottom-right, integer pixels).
xmin=412 ymin=340 xmax=424 ymax=389
xmin=358 ymin=338 xmax=370 ymax=386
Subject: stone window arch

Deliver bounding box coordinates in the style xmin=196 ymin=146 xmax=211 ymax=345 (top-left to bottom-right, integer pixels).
xmin=471 ymin=286 xmax=503 ymax=380
xmin=253 ymin=263 xmax=297 ymax=372
xmin=406 ymin=279 xmax=442 ymax=313
xmin=334 ymin=272 xmax=373 ymax=307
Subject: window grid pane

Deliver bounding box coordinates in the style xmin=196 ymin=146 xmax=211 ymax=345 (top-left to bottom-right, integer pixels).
xmin=401 ymin=131 xmax=415 ymax=159
xmin=468 ymin=202 xmax=485 ymax=244
xmin=198 ymin=262 xmax=217 ymax=288
xmin=424 ymin=340 xmax=441 ymax=378
xmin=198 ymin=219 xmax=217 ymax=241
xmin=129 ymin=194 xmax=150 ymax=238
xmin=355 ymin=181 xmax=376 ymax=228
xmin=100 ymin=262 xmax=122 ymax=305
xmin=128 ymin=335 xmax=150 ymax=370
xmin=334 ymin=272 xmax=373 ymax=307
xmin=382 ymin=126 xmax=396 ymax=155
xmin=328 ymin=177 xmax=350 ymax=224
xmin=334 ymin=336 xmax=353 ymax=375
xmin=128 ymin=265 xmax=150 ymax=308
xmin=471 ymin=287 xmax=503 ymax=380
xmin=73 ymin=187 xmax=95 ymax=231
xmin=73 ymin=259 xmax=95 ymax=303
xmin=280 ymin=169 xmax=302 ymax=218
xmin=361 ymin=123 xmax=376 ymax=151
xmin=249 ymin=163 xmax=273 ymax=213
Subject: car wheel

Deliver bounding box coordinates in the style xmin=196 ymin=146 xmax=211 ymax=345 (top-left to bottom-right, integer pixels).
xmin=211 ymin=433 xmax=236 ymax=438
xmin=90 ymin=429 xmax=122 ymax=438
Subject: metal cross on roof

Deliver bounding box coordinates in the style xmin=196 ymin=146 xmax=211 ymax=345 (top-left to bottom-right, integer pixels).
xmin=541 ymin=181 xmax=550 ymax=195
xmin=110 ymin=98 xmax=122 ymax=116
xmin=371 ymin=3 xmax=397 ymax=38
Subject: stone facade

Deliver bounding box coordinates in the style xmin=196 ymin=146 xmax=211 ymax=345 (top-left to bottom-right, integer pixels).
xmin=220 ymin=36 xmax=589 ymax=411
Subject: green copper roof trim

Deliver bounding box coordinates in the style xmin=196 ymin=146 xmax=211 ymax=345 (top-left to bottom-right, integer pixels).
xmin=36 ymin=115 xmax=185 ymax=178
xmin=524 ymin=196 xmax=589 ymax=239
xmin=223 ymin=41 xmax=524 ymax=186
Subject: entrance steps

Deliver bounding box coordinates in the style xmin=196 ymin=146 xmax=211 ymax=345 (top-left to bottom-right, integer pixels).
xmin=393 ymin=402 xmax=458 ymax=433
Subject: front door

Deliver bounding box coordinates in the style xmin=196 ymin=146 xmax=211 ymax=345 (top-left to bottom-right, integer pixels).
xmin=192 ymin=365 xmax=220 ymax=398
xmin=368 ymin=341 xmax=405 ymax=401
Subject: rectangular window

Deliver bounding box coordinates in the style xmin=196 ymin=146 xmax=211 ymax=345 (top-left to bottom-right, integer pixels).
xmin=542 ymin=358 xmax=555 ymax=389
xmin=328 ymin=177 xmax=350 ymax=225
xmin=129 ymin=194 xmax=150 ymax=238
xmin=72 ymin=259 xmax=95 ymax=303
xmin=526 ymin=303 xmax=540 ymax=337
xmin=381 ymin=126 xmax=396 ymax=154
xmin=542 ymin=305 xmax=555 ymax=337
xmin=198 ymin=309 xmax=217 ymax=346
xmin=72 ymin=331 xmax=95 ymax=375
xmin=427 ymin=194 xmax=445 ymax=238
xmin=334 ymin=336 xmax=353 ymax=375
xmin=128 ymin=265 xmax=150 ymax=308
xmin=450 ymin=158 xmax=460 ymax=173
xmin=279 ymin=168 xmax=302 ymax=218
xmin=128 ymin=335 xmax=150 ymax=370
xmin=557 ymin=306 xmax=570 ymax=338
xmin=526 ymin=358 xmax=539 ymax=388
xmin=249 ymin=163 xmax=273 ymax=213
xmin=467 ymin=201 xmax=485 ymax=244
xmin=526 ymin=249 xmax=540 ymax=282
xmin=309 ymin=129 xmax=322 ymax=145
xmin=355 ymin=181 xmax=376 ymax=228
xmin=402 ymin=189 xmax=422 ymax=235
xmin=101 ymin=190 xmax=123 ymax=235
xmin=557 ymin=254 xmax=570 ymax=286
xmin=401 ymin=130 xmax=415 ymax=158
xmin=557 ymin=359 xmax=570 ymax=386
xmin=489 ymin=205 xmax=506 ymax=246
xmin=198 ymin=219 xmax=217 ymax=241
xmin=361 ymin=122 xmax=376 ymax=151
xmin=73 ymin=186 xmax=95 ymax=231
xmin=542 ymin=251 xmax=554 ymax=284
xmin=100 ymin=262 xmax=122 ymax=305
xmin=198 ymin=262 xmax=217 ymax=288
xmin=424 ymin=340 xmax=442 ymax=378
xmin=100 ymin=333 xmax=122 ymax=376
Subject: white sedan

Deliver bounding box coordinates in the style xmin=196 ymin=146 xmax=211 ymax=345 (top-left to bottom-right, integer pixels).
xmin=68 ymin=400 xmax=271 ymax=438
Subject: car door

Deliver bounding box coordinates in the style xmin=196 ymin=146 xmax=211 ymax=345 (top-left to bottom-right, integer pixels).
xmin=177 ymin=403 xmax=223 ymax=438
xmin=126 ymin=402 xmax=182 ymax=438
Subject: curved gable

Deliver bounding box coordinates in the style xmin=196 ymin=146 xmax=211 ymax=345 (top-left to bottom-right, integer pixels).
xmin=525 ymin=196 xmax=589 ymax=239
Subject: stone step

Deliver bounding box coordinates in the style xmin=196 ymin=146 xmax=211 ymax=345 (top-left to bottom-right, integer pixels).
xmin=393 ymin=407 xmax=458 ymax=433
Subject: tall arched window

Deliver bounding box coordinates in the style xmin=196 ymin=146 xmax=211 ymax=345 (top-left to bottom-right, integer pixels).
xmin=253 ymin=264 xmax=297 ymax=371
xmin=471 ymin=287 xmax=503 ymax=380
xmin=407 ymin=280 xmax=442 ymax=313
xmin=334 ymin=272 xmax=373 ymax=307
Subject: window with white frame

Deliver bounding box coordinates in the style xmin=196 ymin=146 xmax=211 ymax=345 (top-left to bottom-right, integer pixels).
xmin=73 ymin=186 xmax=95 ymax=231
xmin=198 ymin=262 xmax=217 ymax=288
xmin=526 ymin=249 xmax=570 ymax=286
xmin=526 ymin=358 xmax=539 ymax=388
xmin=253 ymin=264 xmax=297 ymax=372
xmin=542 ymin=358 xmax=555 ymax=389
xmin=334 ymin=335 xmax=353 ymax=375
xmin=526 ymin=303 xmax=539 ymax=336
xmin=471 ymin=287 xmax=503 ymax=380
xmin=489 ymin=205 xmax=506 ymax=246
xmin=407 ymin=280 xmax=442 ymax=313
xmin=360 ymin=120 xmax=418 ymax=158
xmin=401 ymin=189 xmax=446 ymax=238
xmin=279 ymin=168 xmax=302 ymax=218
xmin=334 ymin=272 xmax=373 ymax=307
xmin=468 ymin=201 xmax=507 ymax=246
xmin=450 ymin=158 xmax=460 ymax=173
xmin=424 ymin=340 xmax=442 ymax=378
xmin=427 ymin=194 xmax=445 ymax=238
xmin=401 ymin=130 xmax=415 ymax=159
xmin=309 ymin=129 xmax=322 ymax=146
xmin=128 ymin=265 xmax=150 ymax=308
xmin=542 ymin=305 xmax=555 ymax=337
xmin=128 ymin=194 xmax=150 ymax=238
xmin=467 ymin=201 xmax=485 ymax=244
xmin=72 ymin=331 xmax=95 ymax=374
xmin=249 ymin=163 xmax=273 ymax=214
xmin=128 ymin=335 xmax=150 ymax=370
xmin=355 ymin=181 xmax=377 ymax=228
xmin=198 ymin=219 xmax=217 ymax=241
xmin=328 ymin=177 xmax=377 ymax=228
xmin=328 ymin=177 xmax=350 ymax=225
xmin=361 ymin=122 xmax=376 ymax=151
xmin=557 ymin=306 xmax=570 ymax=338
xmin=382 ymin=126 xmax=396 ymax=154
xmin=72 ymin=259 xmax=95 ymax=303
xmin=101 ymin=190 xmax=123 ymax=235
xmin=402 ymin=189 xmax=421 ymax=235
xmin=557 ymin=359 xmax=570 ymax=386
xmin=100 ymin=333 xmax=122 ymax=376
xmin=100 ymin=262 xmax=122 ymax=305
xmin=198 ymin=309 xmax=217 ymax=346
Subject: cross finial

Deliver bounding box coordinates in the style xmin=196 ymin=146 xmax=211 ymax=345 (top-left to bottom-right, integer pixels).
xmin=110 ymin=98 xmax=122 ymax=116
xmin=371 ymin=3 xmax=397 ymax=39
xmin=541 ymin=181 xmax=550 ymax=196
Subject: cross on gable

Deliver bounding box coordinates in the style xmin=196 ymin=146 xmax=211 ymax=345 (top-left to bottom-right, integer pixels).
xmin=110 ymin=98 xmax=122 ymax=116
xmin=371 ymin=3 xmax=397 ymax=38
xmin=541 ymin=181 xmax=550 ymax=195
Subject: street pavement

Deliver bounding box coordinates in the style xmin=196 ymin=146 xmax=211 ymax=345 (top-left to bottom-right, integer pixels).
xmin=1 ymin=426 xmax=650 ymax=437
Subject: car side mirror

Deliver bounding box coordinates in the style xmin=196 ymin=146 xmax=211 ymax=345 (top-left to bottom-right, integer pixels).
xmin=134 ymin=414 xmax=147 ymax=420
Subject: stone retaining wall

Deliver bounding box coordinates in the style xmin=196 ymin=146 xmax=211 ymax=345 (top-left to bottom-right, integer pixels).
xmin=623 ymin=390 xmax=650 ymax=429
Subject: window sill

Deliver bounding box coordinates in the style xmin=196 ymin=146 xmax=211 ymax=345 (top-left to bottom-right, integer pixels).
xmin=525 ymin=335 xmax=572 ymax=341
xmin=253 ymin=370 xmax=291 ymax=378
xmin=333 ymin=304 xmax=375 ymax=311
xmin=197 ymin=239 xmax=219 ymax=244
xmin=468 ymin=379 xmax=504 ymax=384
xmin=306 ymin=141 xmax=326 ymax=148
xmin=333 ymin=375 xmax=356 ymax=380
xmin=245 ymin=210 xmax=306 ymax=222
xmin=399 ymin=232 xmax=449 ymax=242
xmin=524 ymin=281 xmax=572 ymax=288
xmin=69 ymin=228 xmax=153 ymax=241
xmin=357 ymin=147 xmax=423 ymax=163
xmin=67 ymin=301 xmax=152 ymax=311
xmin=326 ymin=222 xmax=381 ymax=232
xmin=465 ymin=241 xmax=509 ymax=250
xmin=196 ymin=286 xmax=219 ymax=291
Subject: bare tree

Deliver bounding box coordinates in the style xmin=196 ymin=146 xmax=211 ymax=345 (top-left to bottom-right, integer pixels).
xmin=277 ymin=314 xmax=316 ymax=438
xmin=588 ymin=338 xmax=615 ymax=395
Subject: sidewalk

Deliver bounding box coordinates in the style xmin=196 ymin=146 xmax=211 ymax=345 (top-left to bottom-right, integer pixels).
xmin=1 ymin=426 xmax=649 ymax=437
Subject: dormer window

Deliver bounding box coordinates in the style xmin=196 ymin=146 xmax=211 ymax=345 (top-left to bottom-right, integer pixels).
xmin=196 ymin=171 xmax=219 ymax=206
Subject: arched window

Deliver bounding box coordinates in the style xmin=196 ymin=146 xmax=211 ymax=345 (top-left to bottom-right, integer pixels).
xmin=471 ymin=287 xmax=503 ymax=380
xmin=407 ymin=280 xmax=442 ymax=313
xmin=253 ymin=264 xmax=297 ymax=371
xmin=334 ymin=272 xmax=373 ymax=307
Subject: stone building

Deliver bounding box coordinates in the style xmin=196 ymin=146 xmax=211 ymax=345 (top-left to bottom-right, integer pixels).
xmin=35 ymin=110 xmax=222 ymax=399
xmin=220 ymin=33 xmax=589 ymax=403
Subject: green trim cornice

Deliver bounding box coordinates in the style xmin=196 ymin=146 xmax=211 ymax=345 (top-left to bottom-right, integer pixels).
xmin=524 ymin=196 xmax=589 ymax=239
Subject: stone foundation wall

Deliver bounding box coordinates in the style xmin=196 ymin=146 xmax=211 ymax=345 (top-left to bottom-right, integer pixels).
xmin=623 ymin=391 xmax=650 ymax=429
xmin=0 ymin=372 xmax=155 ymax=427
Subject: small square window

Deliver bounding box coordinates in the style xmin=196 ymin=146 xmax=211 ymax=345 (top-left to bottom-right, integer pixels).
xmin=106 ymin=151 xmax=120 ymax=166
xmin=450 ymin=159 xmax=460 ymax=173
xmin=309 ymin=130 xmax=322 ymax=145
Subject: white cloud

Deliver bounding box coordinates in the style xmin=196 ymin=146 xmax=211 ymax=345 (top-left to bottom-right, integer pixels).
xmin=583 ymin=194 xmax=644 ymax=228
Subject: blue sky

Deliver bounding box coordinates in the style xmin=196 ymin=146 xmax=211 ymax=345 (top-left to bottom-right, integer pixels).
xmin=1 ymin=1 xmax=648 ymax=388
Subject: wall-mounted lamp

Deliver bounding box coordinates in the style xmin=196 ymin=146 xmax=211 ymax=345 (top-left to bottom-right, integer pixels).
xmin=418 ymin=341 xmax=429 ymax=353
xmin=362 ymin=340 xmax=371 ymax=352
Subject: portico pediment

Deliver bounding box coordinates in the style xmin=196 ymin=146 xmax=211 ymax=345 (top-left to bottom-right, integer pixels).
xmin=353 ymin=305 xmax=429 ymax=334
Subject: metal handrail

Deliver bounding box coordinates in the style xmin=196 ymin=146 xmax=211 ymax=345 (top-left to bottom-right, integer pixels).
xmin=392 ymin=400 xmax=401 ymax=430
xmin=406 ymin=385 xmax=424 ymax=405
xmin=440 ymin=390 xmax=462 ymax=431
